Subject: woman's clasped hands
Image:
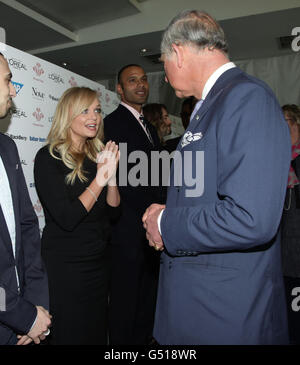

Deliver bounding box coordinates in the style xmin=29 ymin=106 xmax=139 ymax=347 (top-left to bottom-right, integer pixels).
xmin=96 ymin=141 xmax=120 ymax=187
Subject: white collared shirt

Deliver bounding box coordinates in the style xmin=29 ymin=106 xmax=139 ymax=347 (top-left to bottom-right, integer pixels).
xmin=201 ymin=62 xmax=236 ymax=100
xmin=189 ymin=62 xmax=235 ymax=122
xmin=0 ymin=155 xmax=20 ymax=292
xmin=0 ymin=156 xmax=16 ymax=256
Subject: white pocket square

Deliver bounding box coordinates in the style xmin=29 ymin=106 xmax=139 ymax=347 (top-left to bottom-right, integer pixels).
xmin=181 ymin=131 xmax=203 ymax=148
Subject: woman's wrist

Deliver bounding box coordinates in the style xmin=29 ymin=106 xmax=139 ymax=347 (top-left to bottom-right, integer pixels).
xmin=108 ymin=175 xmax=117 ymax=186
xmin=86 ymin=187 xmax=98 ymax=203
xmin=95 ymin=168 xmax=108 ymax=187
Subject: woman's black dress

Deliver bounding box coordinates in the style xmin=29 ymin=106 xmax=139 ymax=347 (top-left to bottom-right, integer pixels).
xmin=34 ymin=145 xmax=119 ymax=345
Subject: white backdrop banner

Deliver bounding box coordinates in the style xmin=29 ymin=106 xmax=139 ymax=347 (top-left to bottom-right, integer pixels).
xmin=0 ymin=42 xmax=119 ymax=232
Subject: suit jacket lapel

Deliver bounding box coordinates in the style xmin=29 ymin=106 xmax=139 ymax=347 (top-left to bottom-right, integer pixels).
xmin=0 ymin=142 xmax=20 ymax=260
xmin=119 ymin=104 xmax=154 ymax=147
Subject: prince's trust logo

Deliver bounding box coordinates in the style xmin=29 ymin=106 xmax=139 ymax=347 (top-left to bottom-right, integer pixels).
xmin=33 ymin=63 xmax=44 ymax=77
xmin=69 ymin=76 xmax=77 ymax=87
xmin=33 ymin=108 xmax=44 ymax=121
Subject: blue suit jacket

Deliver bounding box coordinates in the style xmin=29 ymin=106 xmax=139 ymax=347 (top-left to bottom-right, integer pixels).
xmin=154 ymin=67 xmax=291 ymax=345
xmin=0 ymin=133 xmax=49 ymax=344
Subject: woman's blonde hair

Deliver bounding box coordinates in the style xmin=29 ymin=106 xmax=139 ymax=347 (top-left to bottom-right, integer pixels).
xmin=47 ymin=87 xmax=104 ymax=185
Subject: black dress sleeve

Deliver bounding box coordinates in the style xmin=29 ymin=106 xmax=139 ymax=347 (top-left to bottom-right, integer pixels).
xmin=34 ymin=146 xmax=88 ymax=232
xmin=106 ymin=202 xmax=122 ymax=222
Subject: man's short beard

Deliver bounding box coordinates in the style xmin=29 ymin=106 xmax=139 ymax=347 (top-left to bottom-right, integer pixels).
xmin=0 ymin=103 xmax=11 ymax=119
xmin=0 ymin=111 xmax=8 ymax=119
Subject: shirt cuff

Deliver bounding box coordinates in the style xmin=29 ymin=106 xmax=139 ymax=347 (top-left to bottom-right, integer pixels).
xmin=157 ymin=209 xmax=165 ymax=235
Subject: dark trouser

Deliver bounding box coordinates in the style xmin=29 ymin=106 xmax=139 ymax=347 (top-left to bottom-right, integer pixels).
xmin=6 ymin=333 xmax=17 ymax=345
xmin=109 ymin=239 xmax=160 ymax=345
xmin=284 ymin=276 xmax=300 ymax=345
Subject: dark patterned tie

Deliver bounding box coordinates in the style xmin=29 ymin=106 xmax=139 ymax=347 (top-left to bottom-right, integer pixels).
xmin=139 ymin=114 xmax=153 ymax=145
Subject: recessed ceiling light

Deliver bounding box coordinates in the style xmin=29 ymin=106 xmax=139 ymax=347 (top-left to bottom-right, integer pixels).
xmin=140 ymin=48 xmax=147 ymax=53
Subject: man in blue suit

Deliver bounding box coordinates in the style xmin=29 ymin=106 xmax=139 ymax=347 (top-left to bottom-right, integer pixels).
xmin=0 ymin=53 xmax=51 ymax=345
xmin=143 ymin=10 xmax=291 ymax=344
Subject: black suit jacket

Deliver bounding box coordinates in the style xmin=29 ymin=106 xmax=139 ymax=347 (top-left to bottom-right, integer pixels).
xmin=165 ymin=136 xmax=182 ymax=154
xmin=104 ymin=104 xmax=162 ymax=344
xmin=104 ymin=104 xmax=163 ymax=217
xmin=0 ymin=133 xmax=49 ymax=344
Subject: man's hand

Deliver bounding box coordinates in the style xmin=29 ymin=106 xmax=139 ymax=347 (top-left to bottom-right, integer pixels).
xmin=27 ymin=306 xmax=52 ymax=344
xmin=16 ymin=335 xmax=33 ymax=346
xmin=142 ymin=204 xmax=165 ymax=251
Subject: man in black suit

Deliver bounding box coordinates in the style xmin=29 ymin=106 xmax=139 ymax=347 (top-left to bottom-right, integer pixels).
xmin=0 ymin=52 xmax=51 ymax=345
xmin=104 ymin=64 xmax=162 ymax=345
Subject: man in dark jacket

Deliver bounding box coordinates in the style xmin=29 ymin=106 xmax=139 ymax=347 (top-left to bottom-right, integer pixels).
xmin=104 ymin=64 xmax=162 ymax=345
xmin=0 ymin=52 xmax=51 ymax=345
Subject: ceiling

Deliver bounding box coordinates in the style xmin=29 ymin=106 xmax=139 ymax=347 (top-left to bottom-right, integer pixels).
xmin=0 ymin=0 xmax=299 ymax=85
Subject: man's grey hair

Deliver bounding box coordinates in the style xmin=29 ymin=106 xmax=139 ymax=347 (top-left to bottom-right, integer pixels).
xmin=161 ymin=10 xmax=228 ymax=56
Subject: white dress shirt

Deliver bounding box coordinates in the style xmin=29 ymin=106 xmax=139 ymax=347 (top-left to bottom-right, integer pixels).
xmin=0 ymin=156 xmax=20 ymax=291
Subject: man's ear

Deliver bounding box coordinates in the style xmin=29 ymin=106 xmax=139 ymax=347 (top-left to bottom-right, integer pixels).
xmin=171 ymin=43 xmax=184 ymax=68
xmin=116 ymin=83 xmax=123 ymax=97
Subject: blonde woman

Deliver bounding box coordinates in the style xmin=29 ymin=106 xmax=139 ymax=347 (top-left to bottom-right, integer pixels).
xmin=34 ymin=87 xmax=120 ymax=345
